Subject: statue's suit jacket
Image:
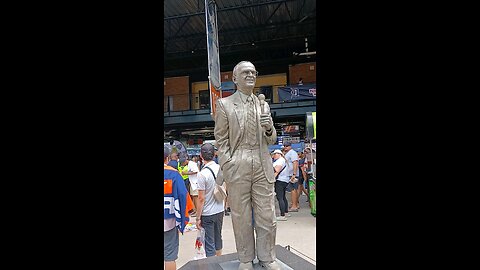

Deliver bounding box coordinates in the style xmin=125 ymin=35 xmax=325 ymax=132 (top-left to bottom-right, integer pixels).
xmin=214 ymin=91 xmax=277 ymax=183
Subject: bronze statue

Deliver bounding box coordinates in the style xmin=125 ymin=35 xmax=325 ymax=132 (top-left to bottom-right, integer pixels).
xmin=214 ymin=61 xmax=281 ymax=270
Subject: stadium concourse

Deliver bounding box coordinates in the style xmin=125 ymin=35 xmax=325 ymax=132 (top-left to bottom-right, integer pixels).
xmin=164 ymin=1 xmax=317 ymax=268
xmin=174 ymin=195 xmax=316 ymax=269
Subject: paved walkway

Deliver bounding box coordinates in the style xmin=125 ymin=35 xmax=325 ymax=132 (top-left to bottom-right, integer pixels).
xmin=172 ymin=191 xmax=316 ymax=269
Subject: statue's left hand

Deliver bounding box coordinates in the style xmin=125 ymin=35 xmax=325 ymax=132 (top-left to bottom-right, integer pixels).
xmin=260 ymin=113 xmax=273 ymax=132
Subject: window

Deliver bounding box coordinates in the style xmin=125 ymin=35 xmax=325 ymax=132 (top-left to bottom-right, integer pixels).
xmin=259 ymin=86 xmax=273 ymax=103
xmin=199 ymin=90 xmax=210 ymax=109
xmin=168 ymin=96 xmax=174 ymax=111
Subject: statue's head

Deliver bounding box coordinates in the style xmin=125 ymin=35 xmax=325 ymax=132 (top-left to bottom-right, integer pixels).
xmin=232 ymin=61 xmax=258 ymax=95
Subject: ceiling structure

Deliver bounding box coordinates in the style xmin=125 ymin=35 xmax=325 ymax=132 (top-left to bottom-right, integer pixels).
xmin=164 ymin=0 xmax=317 ymax=81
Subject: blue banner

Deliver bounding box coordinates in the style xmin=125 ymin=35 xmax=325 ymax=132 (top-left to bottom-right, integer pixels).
xmin=268 ymin=142 xmax=304 ymax=154
xmin=277 ymin=84 xmax=316 ymax=102
xmin=221 ymin=81 xmax=235 ymax=91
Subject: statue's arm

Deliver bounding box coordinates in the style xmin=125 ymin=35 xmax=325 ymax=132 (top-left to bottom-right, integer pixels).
xmin=214 ymin=99 xmax=232 ymax=169
xmin=264 ymin=103 xmax=277 ymax=145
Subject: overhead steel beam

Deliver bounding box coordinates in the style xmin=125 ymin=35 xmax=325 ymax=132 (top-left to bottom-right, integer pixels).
xmin=165 ymin=17 xmax=315 ymax=43
xmin=164 ymin=0 xmax=296 ymax=21
xmin=165 ymin=24 xmax=316 ymax=55
xmin=165 ymin=33 xmax=315 ymax=58
xmin=164 ymin=54 xmax=315 ymax=78
xmin=264 ymin=2 xmax=283 ymax=24
xmin=237 ymin=8 xmax=256 ymax=25
xmin=176 ymin=17 xmax=191 ymax=38
xmin=284 ymin=1 xmax=293 ymax=21
xmin=296 ymin=0 xmax=306 ymax=21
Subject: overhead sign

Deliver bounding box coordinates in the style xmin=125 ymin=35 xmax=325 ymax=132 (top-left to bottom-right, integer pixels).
xmin=282 ymin=125 xmax=300 ymax=135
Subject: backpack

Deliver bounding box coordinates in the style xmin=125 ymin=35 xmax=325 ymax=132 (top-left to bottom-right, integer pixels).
xmin=203 ymin=166 xmax=227 ymax=202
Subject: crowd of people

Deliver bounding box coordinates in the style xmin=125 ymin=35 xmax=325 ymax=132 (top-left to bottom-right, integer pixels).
xmin=163 ymin=142 xmax=314 ymax=268
xmin=272 ymin=141 xmax=313 ymax=221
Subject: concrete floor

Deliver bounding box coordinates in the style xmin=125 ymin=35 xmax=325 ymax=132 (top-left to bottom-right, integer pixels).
xmin=171 ymin=191 xmax=316 ymax=269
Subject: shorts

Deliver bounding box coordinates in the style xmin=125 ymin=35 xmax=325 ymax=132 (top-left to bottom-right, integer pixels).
xmin=164 ymin=227 xmax=179 ymax=261
xmin=190 ymin=183 xmax=198 ymax=196
xmin=290 ymin=181 xmax=299 ymax=190
xmin=298 ymin=174 xmax=305 ymax=185
xmin=286 ymin=182 xmax=298 ymax=192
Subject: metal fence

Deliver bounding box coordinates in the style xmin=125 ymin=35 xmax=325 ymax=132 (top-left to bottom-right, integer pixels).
xmin=164 ymin=83 xmax=315 ymax=112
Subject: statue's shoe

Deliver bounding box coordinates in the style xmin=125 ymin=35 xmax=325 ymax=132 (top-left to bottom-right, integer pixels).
xmin=259 ymin=260 xmax=281 ymax=270
xmin=238 ymin=261 xmax=254 ymax=270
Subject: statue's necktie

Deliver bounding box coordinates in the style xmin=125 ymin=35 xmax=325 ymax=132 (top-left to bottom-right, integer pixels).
xmin=246 ymin=96 xmax=256 ymax=145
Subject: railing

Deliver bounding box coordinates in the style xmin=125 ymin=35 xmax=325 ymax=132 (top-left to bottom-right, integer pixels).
xmin=164 ymin=83 xmax=316 ymax=113
xmin=164 ymin=100 xmax=316 ymax=119
xmin=164 ymin=93 xmax=215 ymax=112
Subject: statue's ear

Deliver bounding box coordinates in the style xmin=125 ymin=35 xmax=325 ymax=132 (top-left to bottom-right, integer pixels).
xmin=232 ymin=73 xmax=237 ymax=84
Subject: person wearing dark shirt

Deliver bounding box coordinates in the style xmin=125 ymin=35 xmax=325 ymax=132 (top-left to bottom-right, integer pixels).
xmin=297 ymin=152 xmax=309 ymax=203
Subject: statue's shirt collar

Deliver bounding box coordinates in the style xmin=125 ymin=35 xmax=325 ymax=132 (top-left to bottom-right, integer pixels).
xmin=238 ymin=90 xmax=254 ymax=104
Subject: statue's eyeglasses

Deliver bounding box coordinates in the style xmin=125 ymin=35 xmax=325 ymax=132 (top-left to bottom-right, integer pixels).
xmin=241 ymin=70 xmax=259 ymax=77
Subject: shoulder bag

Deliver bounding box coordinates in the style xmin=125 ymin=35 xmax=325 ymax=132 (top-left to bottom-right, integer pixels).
xmin=203 ymin=166 xmax=227 ymax=202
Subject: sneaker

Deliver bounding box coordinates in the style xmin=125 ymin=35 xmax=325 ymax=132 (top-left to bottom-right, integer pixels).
xmin=285 ymin=213 xmax=292 ymax=217
xmin=225 ymin=210 xmax=230 ymax=216
xmin=276 ymin=216 xmax=288 ymax=221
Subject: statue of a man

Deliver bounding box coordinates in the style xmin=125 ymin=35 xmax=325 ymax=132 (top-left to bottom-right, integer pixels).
xmin=214 ymin=61 xmax=280 ymax=270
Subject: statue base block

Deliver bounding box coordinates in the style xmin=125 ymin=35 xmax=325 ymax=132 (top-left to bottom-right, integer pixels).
xmin=179 ymin=245 xmax=315 ymax=270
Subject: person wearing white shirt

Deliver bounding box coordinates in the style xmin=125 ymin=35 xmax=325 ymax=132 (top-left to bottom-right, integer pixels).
xmin=180 ymin=157 xmax=200 ymax=216
xmin=186 ymin=158 xmax=200 ymax=194
xmin=283 ymin=142 xmax=299 ymax=211
xmin=196 ymin=143 xmax=225 ymax=257
xmin=272 ymin=150 xmax=290 ymax=221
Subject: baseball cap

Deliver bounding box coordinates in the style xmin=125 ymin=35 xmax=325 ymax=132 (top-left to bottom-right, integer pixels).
xmin=283 ymin=142 xmax=292 ymax=147
xmin=201 ymin=143 xmax=215 ymax=160
xmin=272 ymin=149 xmax=283 ymax=155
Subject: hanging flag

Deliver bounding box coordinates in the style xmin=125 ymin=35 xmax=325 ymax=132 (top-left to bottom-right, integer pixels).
xmin=205 ymin=0 xmax=222 ymax=118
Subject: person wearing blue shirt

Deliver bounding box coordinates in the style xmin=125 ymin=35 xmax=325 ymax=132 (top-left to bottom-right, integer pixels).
xmin=164 ymin=145 xmax=194 ymax=270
